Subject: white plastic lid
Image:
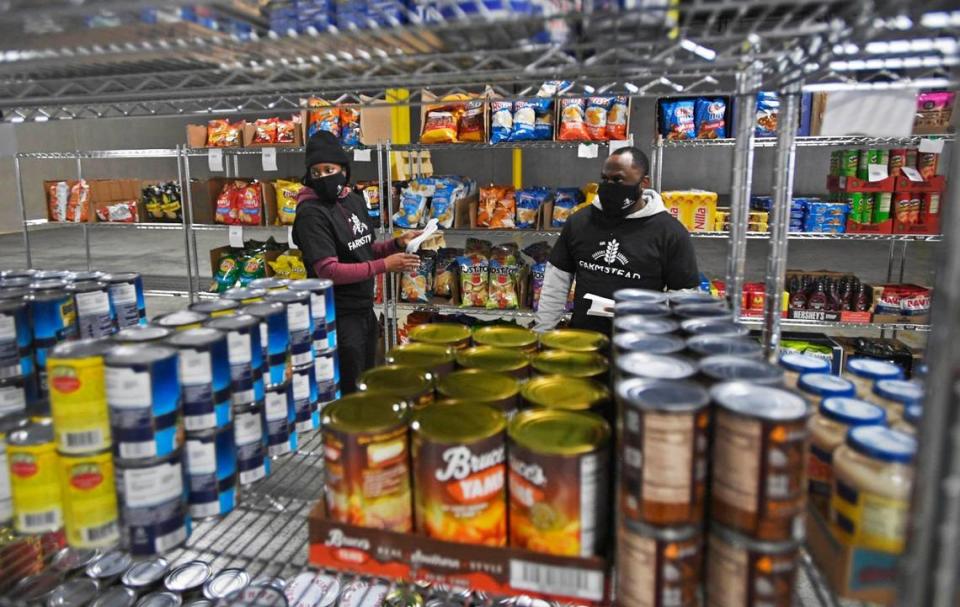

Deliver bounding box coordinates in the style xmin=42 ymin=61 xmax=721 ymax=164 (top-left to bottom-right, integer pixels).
xmin=846 ymin=357 xmax=904 ymax=381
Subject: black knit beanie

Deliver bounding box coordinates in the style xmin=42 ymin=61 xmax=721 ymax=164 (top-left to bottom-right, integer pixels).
xmin=305 ymin=130 xmax=350 ymax=179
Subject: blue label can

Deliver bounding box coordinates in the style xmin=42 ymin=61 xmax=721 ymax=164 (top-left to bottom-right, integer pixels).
xmin=104 ymin=273 xmax=147 ymax=329
xmin=290 ymin=364 xmax=319 ymax=434
xmin=206 ymin=315 xmax=264 ymax=407
xmin=105 ymin=345 xmax=183 ymax=460
xmin=112 ymin=326 xmax=173 ymax=345
xmin=264 ymin=381 xmax=296 ymax=457
xmin=265 ymin=290 xmax=314 ymax=369
xmin=326 ymin=324 xmax=337 ymax=351
xmin=241 ymin=302 xmax=289 ymax=388
xmin=114 ymin=450 xmax=191 ymax=556
xmin=234 ymin=401 xmax=270 ymax=486
xmin=169 ymin=328 xmax=232 ymax=432
xmin=71 ymin=281 xmax=118 ymax=338
xmin=289 ymin=279 xmax=336 ymax=350
xmin=0 ymin=299 xmax=33 ymax=380
xmin=315 ymin=348 xmax=340 ymax=405
xmin=29 ymin=285 xmax=77 ymax=398
xmin=0 ymin=375 xmax=29 ymax=416
xmin=184 ymin=425 xmax=237 ymax=520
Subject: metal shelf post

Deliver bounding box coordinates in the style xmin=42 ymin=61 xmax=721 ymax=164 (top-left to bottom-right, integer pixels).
xmin=14 ymin=154 xmax=31 ymax=268
xmin=761 ymin=83 xmax=801 ymax=362
xmin=176 ymin=144 xmax=197 ymax=302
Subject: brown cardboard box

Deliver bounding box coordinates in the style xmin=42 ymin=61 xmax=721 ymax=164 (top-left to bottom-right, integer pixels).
xmin=190 ymin=178 xmax=269 ymax=226
xmin=300 ymin=95 xmax=393 ymax=147
xmin=43 ymin=178 xmax=143 ymax=223
xmin=185 ymin=121 xmax=245 ymax=148
xmin=557 ymin=95 xmax=631 ymax=143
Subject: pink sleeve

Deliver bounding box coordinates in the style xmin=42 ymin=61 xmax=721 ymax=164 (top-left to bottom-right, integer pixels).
xmin=372 ymin=238 xmax=399 ymax=259
xmin=313 ymin=257 xmax=387 ymax=285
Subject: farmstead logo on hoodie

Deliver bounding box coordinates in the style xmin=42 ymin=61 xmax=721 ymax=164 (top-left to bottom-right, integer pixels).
xmin=580 ymin=238 xmax=645 ymax=279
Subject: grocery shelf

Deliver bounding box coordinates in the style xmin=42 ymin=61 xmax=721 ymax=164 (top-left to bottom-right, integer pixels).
xmin=395 ymin=302 xmax=538 ymax=318
xmin=658 ymin=134 xmax=956 ymax=149
xmin=738 ymin=316 xmax=931 ymax=332
xmin=23 ymin=219 xmax=185 ymax=231
xmin=17 ymin=149 xmax=181 ymax=160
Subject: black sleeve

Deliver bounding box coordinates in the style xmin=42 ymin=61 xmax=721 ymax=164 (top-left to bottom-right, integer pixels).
xmin=662 ymin=223 xmax=701 ymax=290
xmin=547 ymin=220 xmax=576 ymax=273
xmin=293 ymin=208 xmax=337 ymax=267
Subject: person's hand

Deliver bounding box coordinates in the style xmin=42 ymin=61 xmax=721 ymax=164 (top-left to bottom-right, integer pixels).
xmin=395 ymin=230 xmax=423 ymax=248
xmin=384 ymin=253 xmax=421 ymax=273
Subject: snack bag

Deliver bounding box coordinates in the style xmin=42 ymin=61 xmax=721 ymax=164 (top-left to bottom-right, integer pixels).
xmin=558 ymin=98 xmax=590 ymax=141
xmin=487 ymin=245 xmax=519 ymax=309
xmin=428 ymin=179 xmax=461 ymax=229
xmin=477 ymin=186 xmax=517 ymax=229
xmin=551 ymin=188 xmax=584 ymax=227
xmin=160 ymin=182 xmax=182 ymax=222
xmin=207 ymin=119 xmax=242 ymax=147
xmin=755 ymin=92 xmax=779 ymax=137
xmin=659 ymin=100 xmax=695 ymax=140
xmin=270 ymin=252 xmax=307 ymax=280
xmin=308 ymin=98 xmax=340 ymax=138
xmin=515 ymin=187 xmax=550 ymax=229
xmin=585 ymin=97 xmax=612 ymax=141
xmin=401 ymin=251 xmax=436 ymax=303
xmin=142 ymin=184 xmax=163 ymax=221
xmin=394 ymin=185 xmax=430 ymax=228
xmin=606 ymin=96 xmax=628 ymax=140
xmin=490 ymin=101 xmax=513 ymax=143
xmin=252 ymin=118 xmax=278 ymax=144
xmin=459 ymin=100 xmax=485 ymax=142
xmin=238 ymin=182 xmax=263 ymax=225
xmin=47 ymin=181 xmax=68 ymax=222
xmin=421 ymin=110 xmax=458 ymax=144
xmin=340 ymin=107 xmax=361 ymax=146
xmin=211 ymin=251 xmax=240 ymax=293
xmin=510 ymin=101 xmax=537 ymax=141
xmin=360 ymin=183 xmax=381 ymax=220
xmin=286 ymin=254 xmax=306 ymax=280
xmin=238 ymin=250 xmax=266 ymax=286
xmin=534 ymin=110 xmax=554 ymax=140
xmin=523 ymin=241 xmax=552 ymax=311
xmin=458 ymin=254 xmax=489 ymax=308
xmin=214 ymin=182 xmax=240 ymax=225
xmin=276 ymin=117 xmax=298 ymax=144
xmin=434 ymin=247 xmax=462 ymax=298
xmin=275 ymin=179 xmax=304 ymax=225
xmin=95 ymin=200 xmax=138 ymax=223
xmin=695 ymin=98 xmax=727 ymax=139
xmin=567 ymin=279 xmax=576 ymax=312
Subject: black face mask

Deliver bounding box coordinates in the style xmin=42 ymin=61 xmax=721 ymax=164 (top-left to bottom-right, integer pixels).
xmin=304 ymin=172 xmax=347 ymax=203
xmin=597 ymin=182 xmax=641 ymax=218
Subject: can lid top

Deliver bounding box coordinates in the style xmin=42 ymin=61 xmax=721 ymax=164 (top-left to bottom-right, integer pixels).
xmin=711 ymin=381 xmax=809 ymax=421
xmin=613 ymin=332 xmax=685 ymax=355
xmin=385 ymin=343 xmax=454 ymax=368
xmin=472 ymin=325 xmax=538 ymax=348
xmin=120 ymin=556 xmax=170 ymax=588
xmin=204 ymin=569 xmax=250 ymax=600
xmin=0 ymin=293 xmax=28 ymax=310
xmin=164 ymin=561 xmax=212 ymax=593
xmin=521 ymin=376 xmax=609 ymax=410
xmin=455 ymin=346 xmax=529 ymax=373
xmin=699 ymin=354 xmax=784 ymax=384
xmin=617 ymin=352 xmax=697 ymax=380
xmin=437 ymin=369 xmax=519 ymax=401
xmin=189 ymin=299 xmax=239 ymax=314
xmin=264 ymin=289 xmax=309 ymax=304
xmin=49 ymin=337 xmax=113 ymax=360
xmin=48 ymin=578 xmax=100 ymax=607
xmin=612 ymin=287 xmax=669 ymax=304
xmin=240 ymin=302 xmax=285 ymax=318
xmin=68 ymin=279 xmax=109 ymax=293
xmin=612 ymin=316 xmax=679 ymax=335
xmin=687 ymin=335 xmax=762 ymax=358
xmin=779 ymin=352 xmax=831 ymax=373
xmin=136 ymin=592 xmax=182 ymax=607
xmin=156 ymin=310 xmax=208 ymax=328
xmin=617 ymin=378 xmax=709 ymax=413
xmin=205 ymin=314 xmax=259 ymax=332
xmin=358 ymin=365 xmax=433 ymax=397
xmin=710 ymin=522 xmax=800 ymax=553
xmin=288 ymin=278 xmax=333 ymax=292
xmin=105 ymin=344 xmax=177 ymax=366
xmin=531 ymin=350 xmax=608 ymax=377
xmin=249 ymin=577 xmax=287 ymax=591
xmin=323 ymin=392 xmax=408 ymax=433
xmin=168 ymin=327 xmax=225 ymax=348
xmin=680 ymin=318 xmax=749 ymax=337
xmin=248 ymin=277 xmax=291 ymax=290
xmin=91 ymin=586 xmax=138 ymax=607
xmin=797 ymin=373 xmax=856 ymax=397
xmin=0 ymin=268 xmax=36 ymax=279
xmin=33 ymin=270 xmax=71 ymax=280
xmin=86 ymin=550 xmax=133 ymax=579
xmin=8 ymin=419 xmax=54 ymax=446
xmin=113 ymin=326 xmax=173 ymax=344
xmin=412 ymin=402 xmax=505 ymax=442
xmin=103 ymin=272 xmax=140 ymax=283
xmin=222 ymin=287 xmax=267 ymax=301
xmin=672 ymin=303 xmax=732 ymax=320
xmin=52 ymin=547 xmax=102 ymax=572
xmin=508 ymin=408 xmax=610 ymax=455
xmin=904 ymin=404 xmax=923 ymax=425
xmin=408 ymin=322 xmax=472 ymax=345
xmin=67 ymin=271 xmax=105 ymax=282
xmin=538 ymin=328 xmax=609 ymax=352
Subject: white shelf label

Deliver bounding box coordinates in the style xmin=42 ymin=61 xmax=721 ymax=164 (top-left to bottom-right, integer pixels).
xmin=577 ymin=143 xmax=599 ymax=159
xmin=607 ymin=135 xmax=633 ymax=154
xmin=288 ymin=226 xmax=298 ymax=249
xmin=918 ymin=138 xmax=945 ymax=154
xmin=208 ymin=148 xmax=224 ymax=172
xmin=262 ymin=147 xmax=278 ymax=171
xmin=867 ymin=163 xmax=888 ymax=182
xmin=353 ymin=149 xmax=372 ymax=162
xmin=229 ymin=225 xmax=244 ymax=248
xmin=901 ymin=166 xmax=924 ymax=182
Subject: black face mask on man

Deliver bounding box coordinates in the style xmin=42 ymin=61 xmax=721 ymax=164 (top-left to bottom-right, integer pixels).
xmin=597 ymin=181 xmax=641 ymax=218
xmin=304 ymin=171 xmax=347 ymax=203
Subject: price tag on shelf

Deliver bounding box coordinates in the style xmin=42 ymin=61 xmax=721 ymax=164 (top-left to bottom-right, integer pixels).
xmin=207 ymin=148 xmax=224 ymax=172
xmin=577 ymin=143 xmax=599 ymax=159
xmin=261 ymin=147 xmax=278 ymax=172
xmin=867 ymin=163 xmax=888 ymax=182
xmin=353 ymin=148 xmax=372 ymax=162
xmin=288 ymin=226 xmax=297 ymax=249
xmin=901 ymin=166 xmax=924 ymax=182
xmin=918 ymin=138 xmax=945 ymax=154
xmin=608 ymin=135 xmax=634 ymax=154
xmin=228 ymin=225 xmax=244 ymax=248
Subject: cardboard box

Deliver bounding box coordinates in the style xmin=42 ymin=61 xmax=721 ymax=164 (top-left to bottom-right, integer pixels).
xmin=301 ymin=95 xmax=392 ymax=147
xmin=43 ymin=178 xmax=143 ymax=223
xmin=845 ymin=218 xmax=893 ymax=234
xmin=419 ymin=88 xmax=491 ymax=145
xmin=185 ymin=122 xmax=245 ymax=149
xmin=892 ymin=191 xmax=941 ymax=235
xmin=827 ymin=175 xmax=896 ymax=193
xmin=893 ymin=174 xmax=946 ymax=193
xmin=805 ymin=505 xmax=898 ymax=605
xmin=242 ymin=117 xmax=304 ymax=148
xmin=190 ymin=178 xmax=269 ymax=226
xmin=208 ymin=245 xmax=288 ymax=283
xmin=307 ymin=502 xmax=609 ymax=605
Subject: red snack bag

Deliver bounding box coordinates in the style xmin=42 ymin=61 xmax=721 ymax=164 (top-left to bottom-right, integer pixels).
xmin=276 ymin=118 xmax=298 ymax=144
xmin=215 ymin=182 xmax=240 ymax=225
xmin=557 ymin=98 xmax=590 ymax=141
xmin=207 ymin=119 xmax=241 ymax=147
xmin=95 ymin=200 xmax=138 ymax=223
xmin=252 ymin=118 xmax=278 ymax=144
xmin=238 ymin=182 xmax=263 ymax=225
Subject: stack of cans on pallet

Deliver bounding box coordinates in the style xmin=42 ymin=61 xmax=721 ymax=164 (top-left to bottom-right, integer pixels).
xmin=611 ymin=288 xmax=810 ymax=606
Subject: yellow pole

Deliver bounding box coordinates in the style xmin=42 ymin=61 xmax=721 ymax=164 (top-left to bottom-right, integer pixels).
xmin=512 ymin=148 xmax=523 ymax=189
xmin=387 ymin=88 xmax=411 ymax=144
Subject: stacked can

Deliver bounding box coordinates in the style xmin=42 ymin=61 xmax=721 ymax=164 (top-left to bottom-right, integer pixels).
xmin=168 ymin=328 xmax=238 ymax=519
xmin=103 ymin=273 xmax=147 ymax=330
xmin=105 ymin=344 xmax=190 ymax=555
xmin=68 ymin=279 xmax=118 ymax=339
xmin=206 ymin=315 xmax=269 ymax=488
xmin=27 ymin=277 xmax=78 ymax=405
xmin=265 ymin=288 xmax=321 ymax=435
xmin=289 ymin=278 xmax=341 ymax=407
xmin=0 ymin=293 xmax=37 ymax=417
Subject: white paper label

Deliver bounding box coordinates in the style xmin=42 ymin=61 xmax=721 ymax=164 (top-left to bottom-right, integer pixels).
xmin=310 ymin=293 xmax=326 ymax=320
xmin=292 ymin=371 xmax=310 ymax=400
xmin=106 ymin=367 xmax=151 ymax=408
xmin=208 ymin=148 xmax=224 ymax=172
xmin=901 ymin=166 xmax=924 ymax=182
xmin=122 ymin=463 xmax=183 ymax=508
xmin=291 ymin=351 xmax=313 ymax=367
xmin=229 ymin=225 xmax=244 ymax=248
xmin=353 ymin=148 xmax=372 ymax=162
xmin=185 ymin=414 xmax=216 ymax=432
xmin=868 ymin=163 xmax=888 ymax=182
xmin=190 ymin=501 xmax=220 ymax=519
xmin=918 ymin=138 xmax=945 ymax=154
xmin=109 ymin=283 xmax=137 ymax=305
xmin=258 ymin=323 xmax=268 ymax=352
xmin=287 ymin=302 xmax=310 ymax=331
xmin=288 ymin=226 xmax=298 ymax=250
xmin=315 ymin=355 xmax=335 ymax=383
xmin=608 ymin=134 xmax=634 ymax=154
xmin=186 ymin=438 xmax=217 ymax=475
xmin=265 ymin=391 xmax=288 ymax=421
xmin=262 ymin=147 xmax=278 ymax=171
xmin=179 ymin=348 xmax=212 ymax=386
xmin=509 ymin=560 xmax=604 ymax=601
xmin=227 ymin=332 xmax=252 ymax=365
xmin=235 ymin=411 xmax=262 ymax=445
xmin=119 ymin=440 xmax=157 ymax=459
xmin=296 ymin=420 xmax=314 ymax=434
xmin=76 ymin=290 xmax=110 ymax=316
xmin=0 ymin=385 xmax=25 ymax=416
xmin=577 ymin=143 xmax=599 ymax=158
xmin=0 ymin=315 xmax=17 ymax=341
xmin=240 ymin=466 xmax=265 ymax=485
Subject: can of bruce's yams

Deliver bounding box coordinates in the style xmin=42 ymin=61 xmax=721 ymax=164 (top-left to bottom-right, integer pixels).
xmin=322 ymin=392 xmax=411 ymax=531
xmin=412 ymin=403 xmax=507 ymax=546
xmin=436 ymin=369 xmax=520 ymax=416
xmin=385 ymin=343 xmax=455 ymax=379
xmin=59 ymin=449 xmax=120 ymax=548
xmin=47 ymin=338 xmax=113 ymax=454
xmin=507 ymin=408 xmax=610 ymax=557
xmin=358 ymin=365 xmax=434 ymax=408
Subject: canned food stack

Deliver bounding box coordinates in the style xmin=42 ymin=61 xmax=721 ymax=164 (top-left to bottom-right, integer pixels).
xmin=611 ymin=288 xmax=814 ymax=606
xmin=0 ymin=270 xmax=39 ymax=418
xmin=264 ymin=288 xmax=321 ymax=435
xmin=288 ymin=278 xmax=341 ymax=407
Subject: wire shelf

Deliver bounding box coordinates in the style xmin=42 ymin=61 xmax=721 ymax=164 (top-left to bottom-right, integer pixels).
xmin=658 ymin=134 xmax=957 ymax=149
xmin=738 ymin=316 xmax=931 ymax=332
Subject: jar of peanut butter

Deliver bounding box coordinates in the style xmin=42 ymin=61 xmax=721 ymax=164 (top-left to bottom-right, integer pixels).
xmin=778 ymin=352 xmax=830 ymax=391
xmin=843 ymin=357 xmax=904 ymax=399
xmin=796 ymin=373 xmax=856 ymax=411
xmin=871 ymin=379 xmax=923 ymax=425
xmin=893 ymin=405 xmax=922 ymax=435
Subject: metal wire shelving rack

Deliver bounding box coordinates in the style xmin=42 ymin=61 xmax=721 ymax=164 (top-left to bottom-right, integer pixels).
xmin=2 ymin=0 xmax=959 ymax=605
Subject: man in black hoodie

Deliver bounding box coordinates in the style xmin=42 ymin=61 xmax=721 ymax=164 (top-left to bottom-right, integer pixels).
xmin=293 ymin=131 xmax=420 ymax=393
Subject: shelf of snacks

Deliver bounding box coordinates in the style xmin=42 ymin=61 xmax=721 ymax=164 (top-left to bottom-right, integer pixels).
xmin=738 ymin=317 xmax=931 ymax=332
xmin=40 ymin=178 xmax=184 ymax=225
xmin=658 ymin=134 xmax=956 ymax=148
xmin=23 ymin=219 xmax=185 ymax=231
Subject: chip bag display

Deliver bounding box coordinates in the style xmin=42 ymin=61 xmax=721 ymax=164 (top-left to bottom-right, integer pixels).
xmin=95 ymin=200 xmax=138 ymax=223
xmin=211 ymin=251 xmax=241 ymax=293
xmin=207 ymin=119 xmax=242 ymax=147
xmin=238 ymin=250 xmax=267 ymax=286
xmin=459 ymin=101 xmax=485 ymax=142
xmin=237 ymin=182 xmax=264 ymax=226
xmin=428 ymin=179 xmax=462 ymax=229
xmin=551 ymin=188 xmax=584 ymax=227
xmin=269 ymin=253 xmax=306 ymax=280
xmin=275 ymin=179 xmax=304 ymax=225
xmin=755 ymin=92 xmax=779 ymax=137
xmin=477 ymin=185 xmax=517 ymax=229
xmin=515 ymin=187 xmax=550 ymax=229
xmin=434 ymin=247 xmax=461 ymax=298
xmin=585 ymin=97 xmax=612 ymax=141
xmin=458 ymin=253 xmax=489 ymax=308
xmin=401 ymin=251 xmax=436 ymax=303
xmin=510 ymin=101 xmax=538 ymax=141
xmin=142 ymin=182 xmax=182 ymax=222
xmin=487 ymin=245 xmax=520 ymax=310
xmin=214 ymin=182 xmax=240 ymax=225
xmin=394 ymin=181 xmax=434 ymax=228
xmin=340 ymin=107 xmax=361 ymax=146
xmin=695 ymin=98 xmax=727 ymax=139
xmin=252 ymin=118 xmax=278 ymax=144
xmin=607 ymin=96 xmax=628 ymax=140
xmin=308 ymin=98 xmax=340 ymax=138
xmin=47 ymin=179 xmax=90 ymax=223
xmin=490 ymin=101 xmax=513 ymax=144
xmin=277 ymin=118 xmax=298 ymax=144
xmin=421 ymin=110 xmax=458 ymax=144
xmin=659 ymin=99 xmax=696 ymax=140
xmin=558 ymin=98 xmax=590 ymax=141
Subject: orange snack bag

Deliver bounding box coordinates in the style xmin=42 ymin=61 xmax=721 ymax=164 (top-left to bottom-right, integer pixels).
xmin=558 ymin=98 xmax=590 ymax=141
xmin=207 ymin=119 xmax=242 ymax=147
xmin=421 ymin=110 xmax=459 ymax=144
xmin=252 ymin=118 xmax=277 ymax=144
xmin=477 ymin=186 xmax=517 ymax=229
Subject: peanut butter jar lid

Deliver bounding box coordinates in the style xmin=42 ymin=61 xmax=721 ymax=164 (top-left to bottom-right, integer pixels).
xmin=613 ymin=316 xmax=679 ymax=335
xmin=904 ymin=404 xmax=922 ymax=426
xmin=711 ymin=381 xmax=809 ymax=421
xmin=820 ymin=397 xmax=886 ymax=426
xmin=412 ymin=402 xmax=505 ymax=443
xmin=613 ymin=332 xmax=685 ymax=355
xmin=617 ymin=353 xmax=697 ymax=381
xmin=798 ymin=373 xmax=856 ymax=398
xmin=617 ymin=378 xmax=709 ymax=414
xmin=846 ymin=425 xmax=916 ymax=463
xmin=873 ymin=379 xmax=924 ymax=405
xmin=845 ymin=357 xmax=904 ymax=381
xmin=778 ymin=352 xmax=830 ymax=374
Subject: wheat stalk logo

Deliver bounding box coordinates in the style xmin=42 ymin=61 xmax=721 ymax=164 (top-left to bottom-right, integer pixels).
xmin=592 ymin=239 xmax=629 ymax=265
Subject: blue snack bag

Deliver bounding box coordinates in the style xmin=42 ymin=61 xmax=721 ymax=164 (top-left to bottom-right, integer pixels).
xmin=490 ymin=101 xmax=513 ymax=143
xmin=659 ymin=99 xmax=695 ymax=140
xmin=515 ymin=187 xmax=550 ymax=229
xmin=694 ymin=98 xmax=726 ymax=139
xmin=510 ymin=100 xmax=537 ymax=141
xmin=755 ymin=92 xmax=780 ymax=137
